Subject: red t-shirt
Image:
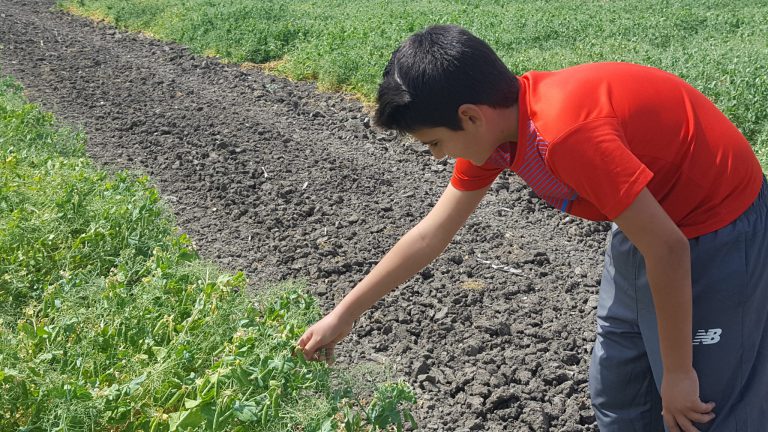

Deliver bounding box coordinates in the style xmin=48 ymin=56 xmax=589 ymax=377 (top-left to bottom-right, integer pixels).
xmin=451 ymin=62 xmax=763 ymax=239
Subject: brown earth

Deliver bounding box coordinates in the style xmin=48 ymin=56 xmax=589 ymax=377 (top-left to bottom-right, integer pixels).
xmin=0 ymin=2 xmax=610 ymax=430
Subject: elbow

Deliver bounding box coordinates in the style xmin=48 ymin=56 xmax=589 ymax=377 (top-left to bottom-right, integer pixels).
xmin=410 ymin=224 xmax=432 ymax=251
xmin=666 ymin=231 xmax=690 ymax=257
xmin=411 ymin=221 xmax=451 ymax=255
xmin=644 ymin=230 xmax=690 ymax=267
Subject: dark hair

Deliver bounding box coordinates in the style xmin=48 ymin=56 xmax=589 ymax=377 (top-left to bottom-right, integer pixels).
xmin=374 ymin=25 xmax=519 ymax=132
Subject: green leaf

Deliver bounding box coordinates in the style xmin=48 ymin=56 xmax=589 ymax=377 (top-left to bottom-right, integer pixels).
xmin=17 ymin=322 xmax=35 ymax=339
xmin=320 ymin=418 xmax=335 ymax=432
xmin=168 ymin=408 xmax=205 ymax=431
xmin=151 ymin=346 xmax=167 ymax=360
xmin=123 ymin=373 xmax=147 ymax=396
xmin=184 ymin=398 xmax=202 ymax=409
xmin=232 ymin=400 xmax=260 ymax=422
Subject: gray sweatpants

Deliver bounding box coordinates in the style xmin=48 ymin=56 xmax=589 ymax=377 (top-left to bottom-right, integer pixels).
xmin=589 ymin=177 xmax=768 ymax=431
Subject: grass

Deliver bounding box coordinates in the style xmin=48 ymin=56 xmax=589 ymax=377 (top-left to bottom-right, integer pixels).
xmin=0 ymin=74 xmax=416 ymax=431
xmin=58 ymin=0 xmax=768 ymax=168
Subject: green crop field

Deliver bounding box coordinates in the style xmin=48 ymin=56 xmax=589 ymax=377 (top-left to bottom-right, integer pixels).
xmin=0 ymin=75 xmax=415 ymax=431
xmin=60 ymin=0 xmax=768 ymax=168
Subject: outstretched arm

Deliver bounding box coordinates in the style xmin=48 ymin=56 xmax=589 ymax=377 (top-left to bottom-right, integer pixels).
xmin=297 ymin=183 xmax=489 ymax=362
xmin=613 ymin=187 xmax=715 ymax=432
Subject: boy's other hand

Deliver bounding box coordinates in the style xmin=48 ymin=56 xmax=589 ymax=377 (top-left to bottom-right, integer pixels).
xmin=661 ymin=368 xmax=716 ymax=432
xmin=296 ymin=311 xmax=356 ymax=365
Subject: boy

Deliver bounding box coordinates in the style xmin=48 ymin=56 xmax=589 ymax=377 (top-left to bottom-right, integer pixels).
xmin=297 ymin=25 xmax=767 ymax=431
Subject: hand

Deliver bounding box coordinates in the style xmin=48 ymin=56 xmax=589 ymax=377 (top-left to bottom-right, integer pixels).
xmin=296 ymin=311 xmax=356 ymax=365
xmin=661 ymin=368 xmax=716 ymax=432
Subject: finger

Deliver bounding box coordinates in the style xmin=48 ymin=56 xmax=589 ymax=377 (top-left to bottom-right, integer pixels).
xmin=314 ymin=348 xmax=325 ymax=361
xmin=297 ymin=330 xmax=312 ymax=349
xmin=302 ymin=338 xmax=321 ymax=361
xmin=693 ymin=400 xmax=716 ymax=414
xmin=664 ymin=412 xmax=682 ymax=432
xmin=687 ymin=410 xmax=716 ymax=424
xmin=675 ymin=415 xmax=700 ymax=432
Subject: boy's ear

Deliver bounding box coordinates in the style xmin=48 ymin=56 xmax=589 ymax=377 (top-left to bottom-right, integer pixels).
xmin=458 ymin=104 xmax=484 ymax=127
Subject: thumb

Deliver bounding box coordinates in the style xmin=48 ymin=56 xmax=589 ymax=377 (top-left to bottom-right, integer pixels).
xmin=694 ymin=400 xmax=716 ymax=413
xmin=297 ymin=329 xmax=313 ymax=349
xmin=302 ymin=335 xmax=324 ymax=360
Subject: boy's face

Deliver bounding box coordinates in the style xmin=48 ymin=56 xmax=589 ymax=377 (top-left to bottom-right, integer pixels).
xmin=409 ymin=104 xmax=514 ymax=166
xmin=410 ymin=126 xmax=488 ymax=165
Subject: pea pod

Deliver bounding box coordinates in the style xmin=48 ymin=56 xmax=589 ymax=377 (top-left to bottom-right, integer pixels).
xmin=260 ymin=400 xmax=269 ymax=425
xmin=271 ymin=388 xmax=279 ymax=417
xmin=166 ymin=388 xmax=186 ymax=408
xmin=152 ymin=318 xmax=166 ymax=336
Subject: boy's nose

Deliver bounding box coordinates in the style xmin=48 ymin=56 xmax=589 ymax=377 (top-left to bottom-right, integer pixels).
xmin=431 ymin=148 xmax=446 ymax=160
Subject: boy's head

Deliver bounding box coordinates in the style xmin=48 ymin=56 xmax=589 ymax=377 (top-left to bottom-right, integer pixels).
xmin=374 ymin=25 xmax=519 ymax=134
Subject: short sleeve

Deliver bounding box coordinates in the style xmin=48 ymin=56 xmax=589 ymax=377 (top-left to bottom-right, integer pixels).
xmin=546 ymin=117 xmax=654 ymax=219
xmin=450 ymin=158 xmax=504 ymax=191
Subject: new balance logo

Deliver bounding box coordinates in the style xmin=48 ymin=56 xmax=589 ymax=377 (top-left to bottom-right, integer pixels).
xmin=692 ymin=329 xmax=722 ymax=345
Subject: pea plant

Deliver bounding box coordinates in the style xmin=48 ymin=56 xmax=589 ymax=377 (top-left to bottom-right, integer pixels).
xmin=0 ymin=75 xmax=416 ymax=431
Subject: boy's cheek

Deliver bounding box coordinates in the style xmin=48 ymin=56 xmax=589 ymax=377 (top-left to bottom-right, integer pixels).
xmin=431 ymin=149 xmax=446 ymax=160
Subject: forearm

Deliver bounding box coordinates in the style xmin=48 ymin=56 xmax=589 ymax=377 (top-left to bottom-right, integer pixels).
xmin=613 ymin=188 xmax=694 ymax=374
xmin=333 ymin=223 xmax=450 ymax=320
xmin=644 ymin=238 xmax=693 ymax=373
xmin=328 ymin=183 xmax=487 ymax=323
xmin=610 ymin=188 xmax=714 ymax=425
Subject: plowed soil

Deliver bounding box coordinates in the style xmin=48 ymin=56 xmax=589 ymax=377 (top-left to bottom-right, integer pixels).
xmin=1 ymin=2 xmax=610 ymax=430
